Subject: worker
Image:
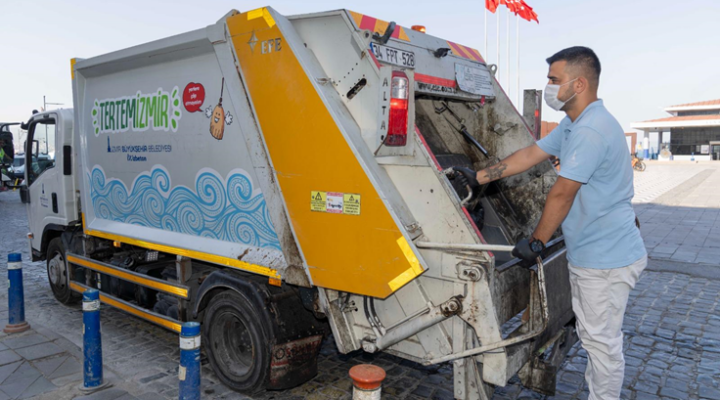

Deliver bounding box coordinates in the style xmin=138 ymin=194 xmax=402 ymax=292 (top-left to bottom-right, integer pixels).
xmin=0 ymin=136 xmax=10 ymax=191
xmin=0 ymin=135 xmax=12 ymax=165
xmin=453 ymin=46 xmax=646 ymax=400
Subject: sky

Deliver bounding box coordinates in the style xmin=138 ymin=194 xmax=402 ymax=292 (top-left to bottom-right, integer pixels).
xmin=2 ymin=0 xmax=719 ymax=144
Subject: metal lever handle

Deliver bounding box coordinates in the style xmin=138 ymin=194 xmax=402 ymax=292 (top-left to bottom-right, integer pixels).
xmin=461 ymin=185 xmax=472 ymax=206
xmin=459 ymin=127 xmax=489 ymax=158
xmin=372 ymin=21 xmax=396 ymax=45
xmin=442 ymin=168 xmax=473 ymax=206
xmin=415 ymin=241 xmax=514 ymax=252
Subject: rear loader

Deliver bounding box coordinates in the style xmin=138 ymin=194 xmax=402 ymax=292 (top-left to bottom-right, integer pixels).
xmin=21 ymin=7 xmax=577 ymax=398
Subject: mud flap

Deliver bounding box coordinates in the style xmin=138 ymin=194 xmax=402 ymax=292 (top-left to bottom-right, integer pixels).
xmin=518 ymin=323 xmax=578 ymax=395
xmin=269 ymin=335 xmax=324 ymax=389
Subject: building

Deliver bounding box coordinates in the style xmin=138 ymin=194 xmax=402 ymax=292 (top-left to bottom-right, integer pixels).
xmin=539 ymin=121 xmax=559 ymax=139
xmin=631 ymin=99 xmax=720 ymax=161
xmin=625 ymin=132 xmax=637 ymax=155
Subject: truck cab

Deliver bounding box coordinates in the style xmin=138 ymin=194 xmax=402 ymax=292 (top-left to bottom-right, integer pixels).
xmin=21 ymin=109 xmax=78 ymax=260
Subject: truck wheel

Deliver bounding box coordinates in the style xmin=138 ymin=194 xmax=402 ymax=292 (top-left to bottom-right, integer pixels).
xmin=46 ymin=238 xmax=79 ymax=305
xmin=203 ymin=290 xmax=271 ymax=394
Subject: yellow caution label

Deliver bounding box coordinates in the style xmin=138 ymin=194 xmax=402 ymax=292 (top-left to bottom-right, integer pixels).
xmin=311 ymin=191 xmax=327 ymax=212
xmin=343 ymin=194 xmax=361 ymax=215
xmin=311 ymin=191 xmax=361 ymax=216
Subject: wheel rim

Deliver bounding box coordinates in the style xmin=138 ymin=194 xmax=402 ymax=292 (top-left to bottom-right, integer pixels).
xmin=211 ymin=309 xmax=255 ymax=379
xmin=48 ymin=253 xmax=66 ymax=288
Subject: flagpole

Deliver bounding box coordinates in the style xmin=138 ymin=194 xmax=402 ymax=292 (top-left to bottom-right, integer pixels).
xmin=496 ymin=10 xmax=500 ymax=82
xmin=484 ymin=8 xmax=488 ymax=61
xmin=506 ymin=7 xmax=510 ymax=93
xmin=516 ymin=14 xmax=520 ymax=106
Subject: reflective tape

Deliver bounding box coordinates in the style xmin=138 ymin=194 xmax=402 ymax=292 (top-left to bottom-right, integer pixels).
xmin=180 ymin=335 xmax=201 ymax=350
xmin=7 ymin=262 xmax=21 ymax=270
xmin=353 ymin=388 xmax=381 ymax=400
xmin=83 ymin=300 xmax=100 ymax=312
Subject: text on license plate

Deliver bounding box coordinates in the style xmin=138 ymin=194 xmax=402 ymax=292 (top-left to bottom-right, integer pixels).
xmin=370 ymin=43 xmax=415 ymax=68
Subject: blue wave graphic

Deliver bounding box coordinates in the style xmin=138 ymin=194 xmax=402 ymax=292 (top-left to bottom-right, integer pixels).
xmin=88 ymin=166 xmax=281 ymax=250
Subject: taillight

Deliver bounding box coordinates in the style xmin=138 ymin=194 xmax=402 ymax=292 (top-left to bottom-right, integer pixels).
xmin=386 ymin=71 xmax=409 ymax=146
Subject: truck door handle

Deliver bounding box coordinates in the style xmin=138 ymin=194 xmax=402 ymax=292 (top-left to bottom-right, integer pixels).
xmin=51 ymin=193 xmax=58 ymax=213
xmin=63 ymin=145 xmax=72 ymax=175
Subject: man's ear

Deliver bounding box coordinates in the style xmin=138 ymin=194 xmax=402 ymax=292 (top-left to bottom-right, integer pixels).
xmin=575 ymin=77 xmax=588 ymax=94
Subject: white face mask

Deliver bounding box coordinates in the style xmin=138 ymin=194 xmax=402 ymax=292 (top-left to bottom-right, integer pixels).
xmin=544 ymin=78 xmax=578 ymax=111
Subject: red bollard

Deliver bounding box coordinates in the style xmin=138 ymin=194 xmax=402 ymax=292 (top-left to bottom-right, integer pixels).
xmin=349 ymin=364 xmax=386 ymax=400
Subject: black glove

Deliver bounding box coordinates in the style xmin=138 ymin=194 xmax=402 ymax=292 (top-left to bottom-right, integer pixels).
xmin=452 ymin=166 xmax=481 ymax=192
xmin=512 ymin=237 xmax=545 ymax=262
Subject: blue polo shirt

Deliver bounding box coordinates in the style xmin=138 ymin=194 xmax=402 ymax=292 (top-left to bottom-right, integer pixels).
xmin=537 ymin=100 xmax=646 ymax=269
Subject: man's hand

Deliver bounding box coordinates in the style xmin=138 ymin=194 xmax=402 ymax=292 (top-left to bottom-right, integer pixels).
xmin=512 ymin=237 xmax=545 ymax=262
xmin=452 ymin=166 xmax=481 ymax=192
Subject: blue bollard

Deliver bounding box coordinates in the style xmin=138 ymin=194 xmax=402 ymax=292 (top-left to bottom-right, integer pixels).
xmin=4 ymin=253 xmax=30 ymax=333
xmin=179 ymin=322 xmax=201 ymax=400
xmin=82 ymin=289 xmax=107 ymax=391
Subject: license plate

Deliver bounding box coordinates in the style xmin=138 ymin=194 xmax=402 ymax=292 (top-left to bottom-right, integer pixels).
xmin=370 ymin=43 xmax=415 ymax=69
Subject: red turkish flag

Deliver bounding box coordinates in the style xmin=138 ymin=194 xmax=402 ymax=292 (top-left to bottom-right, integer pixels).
xmin=486 ymin=0 xmax=500 ymax=13
xmin=515 ymin=0 xmax=539 ymax=23
xmin=503 ymin=0 xmax=521 ymax=14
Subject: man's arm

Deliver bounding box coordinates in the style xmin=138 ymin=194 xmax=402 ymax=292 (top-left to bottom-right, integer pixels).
xmin=531 ymin=176 xmax=582 ymax=244
xmin=476 ymin=144 xmax=551 ymax=185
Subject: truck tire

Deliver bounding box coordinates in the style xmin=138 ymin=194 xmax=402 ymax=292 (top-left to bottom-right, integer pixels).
xmin=46 ymin=238 xmax=79 ymax=305
xmin=203 ymin=290 xmax=271 ymax=394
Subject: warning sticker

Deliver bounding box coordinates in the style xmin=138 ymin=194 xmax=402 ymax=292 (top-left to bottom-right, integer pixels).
xmin=326 ymin=192 xmax=344 ymax=214
xmin=343 ymin=194 xmax=361 ymax=215
xmin=310 ymin=191 xmax=326 ymax=212
xmin=310 ymin=191 xmax=361 ymax=215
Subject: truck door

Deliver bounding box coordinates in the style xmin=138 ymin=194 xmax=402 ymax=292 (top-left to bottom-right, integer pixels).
xmin=24 ymin=113 xmax=73 ymax=254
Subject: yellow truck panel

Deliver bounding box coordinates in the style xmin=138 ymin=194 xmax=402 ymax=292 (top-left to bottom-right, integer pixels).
xmin=227 ymin=9 xmax=423 ymax=298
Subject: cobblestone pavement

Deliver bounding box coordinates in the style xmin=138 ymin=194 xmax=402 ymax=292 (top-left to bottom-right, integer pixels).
xmin=2 ymin=164 xmax=720 ymax=400
xmin=634 ymin=162 xmax=720 ymax=266
xmin=0 ymin=323 xmax=157 ymax=400
xmin=0 ymin=324 xmax=82 ymax=399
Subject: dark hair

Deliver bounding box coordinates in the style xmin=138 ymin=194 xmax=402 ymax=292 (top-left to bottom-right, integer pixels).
xmin=546 ymin=46 xmax=601 ymax=87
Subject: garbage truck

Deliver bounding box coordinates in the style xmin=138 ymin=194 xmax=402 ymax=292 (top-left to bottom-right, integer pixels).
xmin=21 ymin=7 xmax=577 ymax=398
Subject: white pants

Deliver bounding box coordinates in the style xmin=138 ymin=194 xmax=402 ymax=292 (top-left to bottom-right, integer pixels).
xmin=568 ymin=255 xmax=647 ymax=400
